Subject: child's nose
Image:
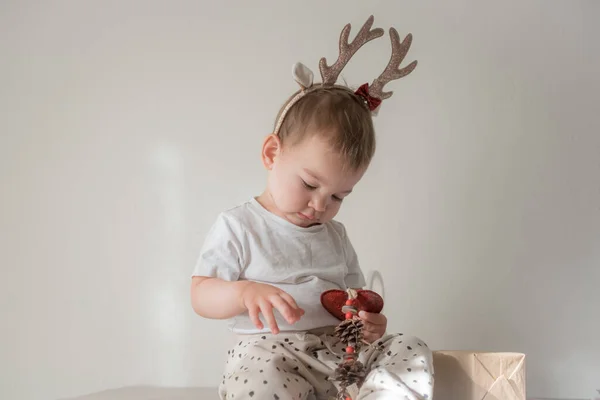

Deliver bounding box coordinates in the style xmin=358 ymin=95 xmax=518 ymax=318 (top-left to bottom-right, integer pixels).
xmin=309 ymin=196 xmax=327 ymax=212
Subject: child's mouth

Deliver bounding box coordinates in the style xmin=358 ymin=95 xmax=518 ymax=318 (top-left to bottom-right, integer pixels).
xmin=298 ymin=212 xmax=316 ymax=221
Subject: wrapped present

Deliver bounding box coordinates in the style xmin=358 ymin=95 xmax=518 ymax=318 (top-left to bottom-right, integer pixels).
xmin=432 ymin=351 xmax=526 ymax=400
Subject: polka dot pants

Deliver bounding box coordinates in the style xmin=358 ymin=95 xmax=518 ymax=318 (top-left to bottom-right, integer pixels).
xmin=218 ymin=329 xmax=434 ymax=400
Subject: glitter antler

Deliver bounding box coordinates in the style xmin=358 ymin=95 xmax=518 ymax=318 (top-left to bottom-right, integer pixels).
xmin=368 ymin=28 xmax=418 ymax=100
xmin=319 ymin=15 xmax=384 ymax=85
xmin=274 ymin=16 xmax=418 ymax=136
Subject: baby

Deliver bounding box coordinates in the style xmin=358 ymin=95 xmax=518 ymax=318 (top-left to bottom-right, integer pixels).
xmin=191 ymin=16 xmax=433 ymax=400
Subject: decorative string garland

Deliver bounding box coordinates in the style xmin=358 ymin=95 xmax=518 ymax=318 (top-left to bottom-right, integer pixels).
xmin=329 ymin=289 xmax=384 ymax=400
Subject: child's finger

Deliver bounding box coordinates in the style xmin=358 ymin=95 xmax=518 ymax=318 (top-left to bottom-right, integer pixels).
xmin=361 ymin=322 xmax=379 ymax=333
xmin=363 ymin=327 xmax=385 ymax=343
xmin=271 ymin=295 xmax=300 ymax=325
xmin=358 ymin=310 xmax=387 ymax=325
xmin=247 ymin=304 xmax=263 ymax=330
xmin=278 ymin=293 xmax=305 ymax=319
xmin=362 ymin=330 xmax=376 ymax=343
xmin=259 ymin=300 xmax=279 ymax=335
xmin=279 ymin=292 xmax=301 ymax=311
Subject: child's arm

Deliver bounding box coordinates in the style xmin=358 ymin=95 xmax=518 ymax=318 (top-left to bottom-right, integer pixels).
xmin=190 ymin=276 xmax=251 ymax=319
xmin=191 ymin=276 xmax=304 ymax=334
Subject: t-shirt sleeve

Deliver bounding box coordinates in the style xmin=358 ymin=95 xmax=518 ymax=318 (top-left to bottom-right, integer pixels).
xmin=191 ymin=213 xmax=245 ymax=282
xmin=341 ymin=225 xmax=366 ymax=289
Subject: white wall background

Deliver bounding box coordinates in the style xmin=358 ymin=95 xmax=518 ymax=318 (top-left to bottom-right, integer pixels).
xmin=1 ymin=1 xmax=599 ymax=399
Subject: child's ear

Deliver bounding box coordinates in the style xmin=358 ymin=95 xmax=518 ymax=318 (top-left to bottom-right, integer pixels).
xmin=261 ymin=134 xmax=281 ymax=170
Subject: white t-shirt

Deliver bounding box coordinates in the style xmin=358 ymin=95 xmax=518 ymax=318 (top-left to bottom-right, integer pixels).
xmin=192 ymin=197 xmax=366 ymax=334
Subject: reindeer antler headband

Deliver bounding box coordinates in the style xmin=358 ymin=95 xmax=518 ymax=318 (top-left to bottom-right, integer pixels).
xmin=273 ymin=15 xmax=418 ymax=135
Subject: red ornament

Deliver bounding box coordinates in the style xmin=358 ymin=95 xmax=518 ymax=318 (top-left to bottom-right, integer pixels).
xmin=321 ymin=289 xmax=384 ymax=321
xmin=345 ymin=312 xmax=353 ymax=319
xmin=346 ymin=346 xmax=355 ymax=354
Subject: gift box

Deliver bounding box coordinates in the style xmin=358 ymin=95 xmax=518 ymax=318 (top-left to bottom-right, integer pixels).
xmin=432 ymin=351 xmax=526 ymax=400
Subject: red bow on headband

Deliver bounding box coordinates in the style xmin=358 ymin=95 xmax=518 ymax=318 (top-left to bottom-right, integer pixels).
xmin=354 ymin=83 xmax=382 ymax=111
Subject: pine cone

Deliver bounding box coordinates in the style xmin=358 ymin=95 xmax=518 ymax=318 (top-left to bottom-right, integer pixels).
xmin=334 ymin=318 xmax=364 ymax=349
xmin=332 ymin=359 xmax=367 ymax=391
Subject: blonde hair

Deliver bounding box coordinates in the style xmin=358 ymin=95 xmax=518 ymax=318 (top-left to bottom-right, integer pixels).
xmin=273 ymin=86 xmax=376 ymax=170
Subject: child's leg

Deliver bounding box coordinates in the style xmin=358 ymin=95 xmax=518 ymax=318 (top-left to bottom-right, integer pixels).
xmin=219 ymin=331 xmax=339 ymax=400
xmin=357 ymin=333 xmax=434 ymax=400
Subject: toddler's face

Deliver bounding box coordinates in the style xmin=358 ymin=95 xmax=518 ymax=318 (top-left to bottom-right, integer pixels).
xmin=264 ymin=134 xmax=366 ymax=228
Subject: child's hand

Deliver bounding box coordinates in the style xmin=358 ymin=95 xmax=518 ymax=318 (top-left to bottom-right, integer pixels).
xmin=358 ymin=310 xmax=387 ymax=343
xmin=239 ymin=281 xmax=305 ymax=334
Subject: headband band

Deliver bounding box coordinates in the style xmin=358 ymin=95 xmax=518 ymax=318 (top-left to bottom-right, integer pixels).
xmin=273 ymin=15 xmax=417 ymax=135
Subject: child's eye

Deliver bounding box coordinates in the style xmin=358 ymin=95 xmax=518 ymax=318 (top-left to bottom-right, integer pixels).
xmin=302 ymin=180 xmax=317 ymax=190
xmin=332 ymin=195 xmax=343 ymax=202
